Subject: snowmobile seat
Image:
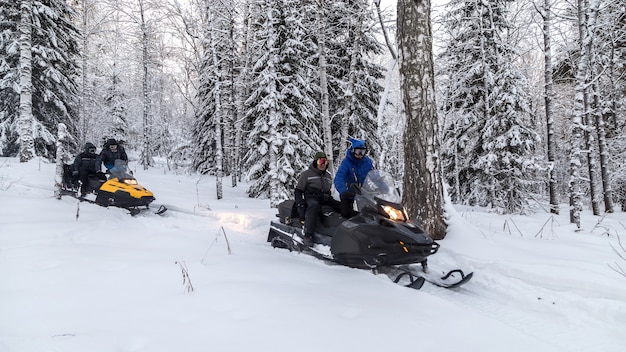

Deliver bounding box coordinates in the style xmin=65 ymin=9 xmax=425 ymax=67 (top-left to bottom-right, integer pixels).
xmin=84 ymin=172 xmax=106 ymax=193
xmin=319 ymin=209 xmax=345 ymax=229
xmin=277 ymin=200 xmax=298 ymax=225
xmin=277 ymin=200 xmax=345 ymax=228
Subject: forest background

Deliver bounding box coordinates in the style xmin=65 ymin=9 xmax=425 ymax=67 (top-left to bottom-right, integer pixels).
xmin=0 ymin=0 xmax=625 ymax=231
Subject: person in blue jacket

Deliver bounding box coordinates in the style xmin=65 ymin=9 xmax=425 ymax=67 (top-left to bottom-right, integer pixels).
xmin=333 ymin=138 xmax=374 ymax=218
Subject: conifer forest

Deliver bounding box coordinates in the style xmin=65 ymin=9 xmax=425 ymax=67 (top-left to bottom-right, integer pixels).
xmin=1 ymin=0 xmax=625 ymax=233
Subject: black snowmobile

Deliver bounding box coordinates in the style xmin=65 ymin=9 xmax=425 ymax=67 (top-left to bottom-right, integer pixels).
xmin=62 ymin=159 xmax=166 ymax=216
xmin=267 ymin=170 xmax=472 ymax=289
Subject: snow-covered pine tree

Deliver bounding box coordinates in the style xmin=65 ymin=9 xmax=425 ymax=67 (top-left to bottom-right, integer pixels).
xmin=320 ymin=0 xmax=384 ymax=164
xmin=218 ymin=10 xmax=240 ymax=186
xmin=243 ymin=0 xmax=321 ymax=206
xmin=439 ymin=0 xmax=540 ymax=214
xmin=193 ymin=0 xmax=241 ymax=198
xmin=90 ymin=0 xmax=134 ymax=145
xmin=0 ymin=0 xmax=81 ymax=159
xmin=313 ymin=0 xmax=333 ymax=166
xmin=193 ymin=0 xmax=233 ymax=180
xmin=373 ymin=0 xmax=401 ymax=174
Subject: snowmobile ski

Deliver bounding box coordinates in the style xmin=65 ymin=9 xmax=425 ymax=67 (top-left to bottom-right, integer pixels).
xmin=391 ymin=270 xmax=426 ymax=290
xmin=391 ymin=266 xmax=473 ymax=289
xmin=425 ymin=269 xmax=473 ymax=289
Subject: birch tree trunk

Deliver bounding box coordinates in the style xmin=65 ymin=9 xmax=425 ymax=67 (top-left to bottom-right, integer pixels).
xmin=317 ymin=0 xmax=334 ymax=171
xmin=376 ymin=59 xmax=396 ymax=166
xmin=592 ymin=79 xmax=614 ymax=212
xmin=569 ymin=0 xmax=599 ymax=227
xmin=584 ymin=105 xmax=600 ymax=215
xmin=235 ymin=2 xmax=255 ymax=185
xmin=207 ymin=7 xmax=223 ymax=200
xmin=79 ymin=0 xmax=88 ymax=144
xmin=54 ymin=124 xmax=71 ymax=199
xmin=541 ymin=0 xmax=559 ymax=214
xmin=18 ymin=0 xmax=35 ymax=162
xmin=580 ymin=0 xmax=600 ymax=216
xmin=139 ymin=0 xmax=150 ymax=170
xmin=398 ymin=0 xmax=446 ymax=239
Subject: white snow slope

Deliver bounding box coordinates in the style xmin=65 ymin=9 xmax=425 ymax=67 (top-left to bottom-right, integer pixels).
xmin=1 ymin=157 xmax=624 ymax=352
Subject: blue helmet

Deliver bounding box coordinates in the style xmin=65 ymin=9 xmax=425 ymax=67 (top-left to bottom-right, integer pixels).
xmin=349 ymin=138 xmax=367 ymax=156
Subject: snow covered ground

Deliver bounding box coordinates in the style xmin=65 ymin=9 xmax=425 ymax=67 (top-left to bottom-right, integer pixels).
xmin=1 ymin=156 xmax=624 ymax=352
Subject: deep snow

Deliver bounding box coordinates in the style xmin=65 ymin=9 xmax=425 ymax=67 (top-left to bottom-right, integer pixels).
xmin=1 ymin=157 xmax=624 ymax=352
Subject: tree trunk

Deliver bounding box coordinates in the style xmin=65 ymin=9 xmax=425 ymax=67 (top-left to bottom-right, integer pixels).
xmin=592 ymin=80 xmax=614 ymax=212
xmin=570 ymin=0 xmax=599 ymax=227
xmin=236 ymin=2 xmax=255 ymax=184
xmin=208 ymin=7 xmax=223 ymax=200
xmin=317 ymin=0 xmax=334 ymax=171
xmin=397 ymin=0 xmax=446 ymax=239
xmin=542 ymin=0 xmax=559 ymax=214
xmin=79 ymin=0 xmax=88 ymax=144
xmin=579 ymin=0 xmax=599 ymax=215
xmin=584 ymin=101 xmax=600 ymax=216
xmin=54 ymin=124 xmax=70 ymax=200
xmin=140 ymin=0 xmax=150 ymax=170
xmin=376 ymin=59 xmax=396 ymax=166
xmin=18 ymin=0 xmax=35 ymax=162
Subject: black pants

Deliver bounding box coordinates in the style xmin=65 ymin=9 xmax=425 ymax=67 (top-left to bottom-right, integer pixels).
xmin=303 ymin=197 xmax=340 ymax=235
xmin=78 ymin=171 xmax=106 ymax=193
xmin=340 ymin=192 xmax=356 ymax=218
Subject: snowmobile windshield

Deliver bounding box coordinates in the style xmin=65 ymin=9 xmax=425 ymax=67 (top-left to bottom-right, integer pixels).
xmin=108 ymin=159 xmax=134 ymax=180
xmin=359 ymin=170 xmax=401 ymax=204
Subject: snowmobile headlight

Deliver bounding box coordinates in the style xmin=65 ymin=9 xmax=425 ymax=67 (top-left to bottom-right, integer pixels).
xmin=382 ymin=205 xmax=406 ymax=221
xmin=123 ymin=179 xmax=138 ymax=185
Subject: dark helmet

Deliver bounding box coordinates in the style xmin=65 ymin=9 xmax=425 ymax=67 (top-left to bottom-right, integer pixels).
xmin=106 ymin=138 xmax=117 ymax=146
xmin=84 ymin=142 xmax=96 ymax=153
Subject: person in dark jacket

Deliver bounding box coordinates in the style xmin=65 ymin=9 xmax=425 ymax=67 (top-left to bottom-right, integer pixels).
xmin=333 ymin=138 xmax=374 ymax=218
xmin=72 ymin=142 xmax=105 ymax=196
xmin=295 ymin=151 xmax=341 ymax=246
xmin=96 ymin=138 xmax=128 ymax=171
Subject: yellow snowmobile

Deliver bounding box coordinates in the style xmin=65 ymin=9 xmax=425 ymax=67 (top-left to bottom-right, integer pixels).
xmin=94 ymin=160 xmax=156 ymax=213
xmin=63 ymin=159 xmax=165 ymax=215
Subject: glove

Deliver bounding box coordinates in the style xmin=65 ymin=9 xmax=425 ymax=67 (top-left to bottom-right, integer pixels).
xmin=296 ymin=202 xmax=306 ymax=221
xmin=348 ymin=183 xmax=361 ymax=195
